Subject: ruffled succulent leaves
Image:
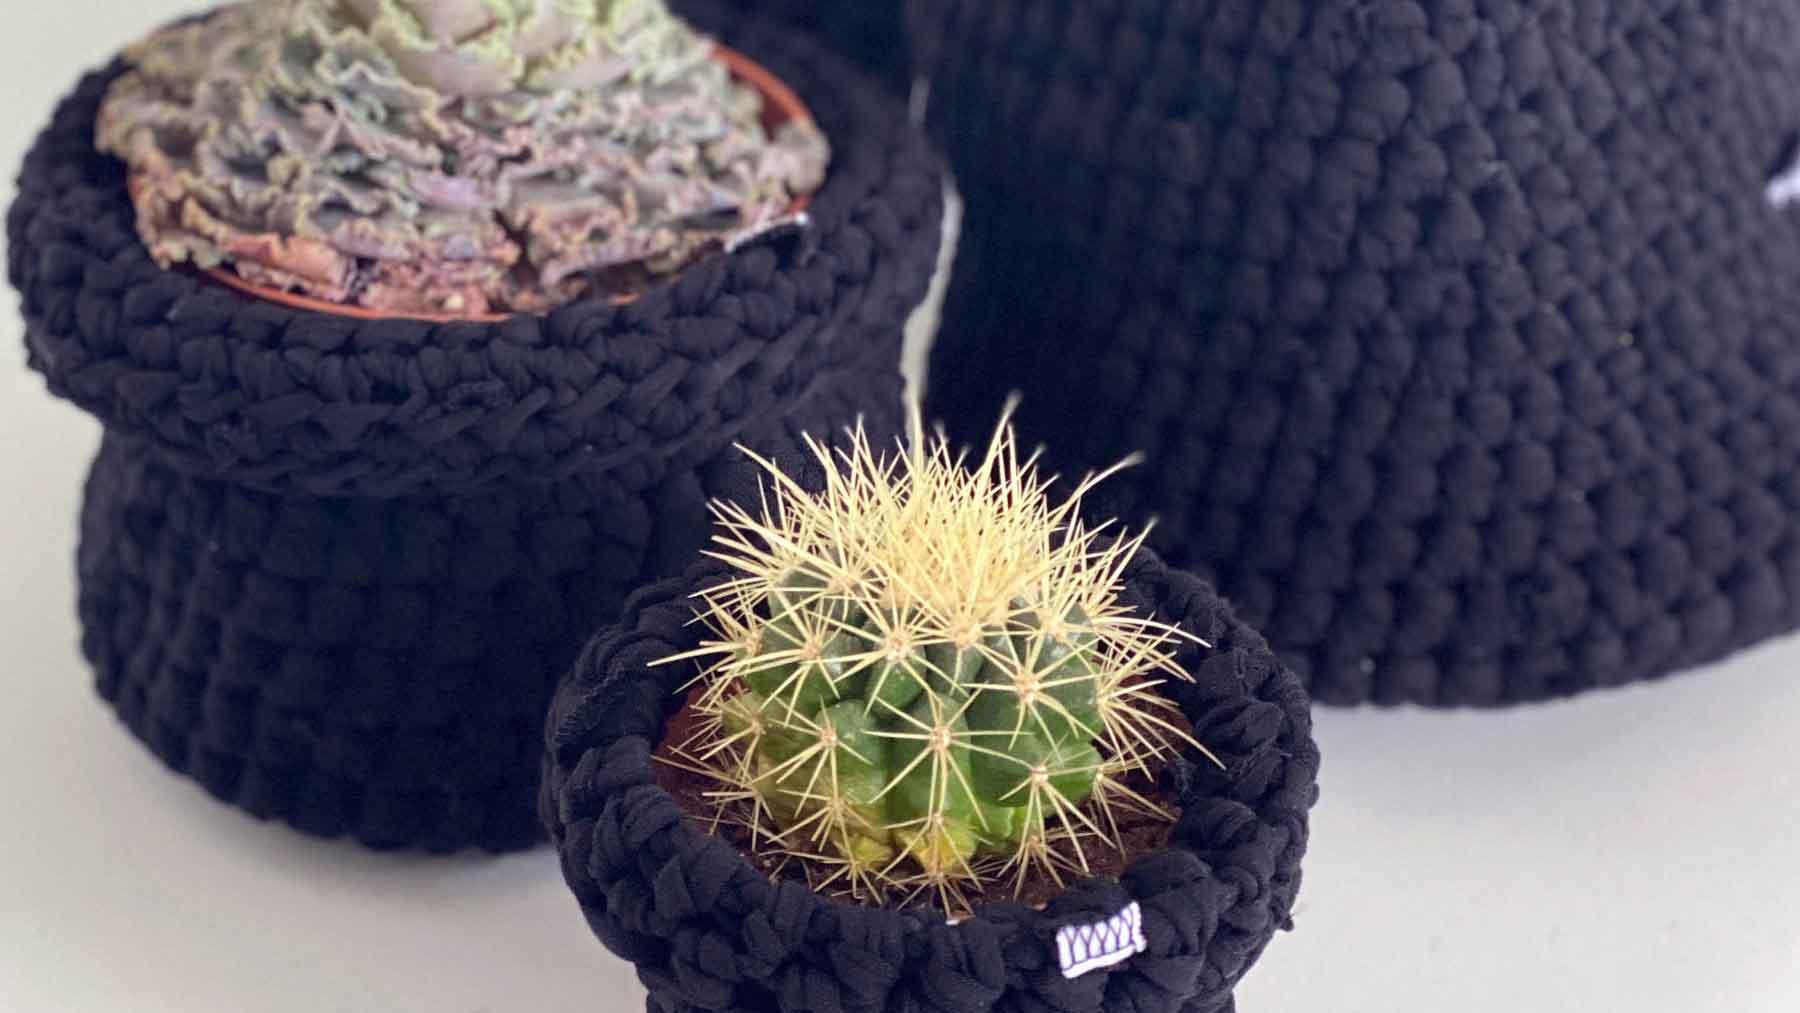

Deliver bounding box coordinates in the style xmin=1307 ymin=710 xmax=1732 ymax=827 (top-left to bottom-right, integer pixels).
xmin=95 ymin=0 xmax=831 ymax=315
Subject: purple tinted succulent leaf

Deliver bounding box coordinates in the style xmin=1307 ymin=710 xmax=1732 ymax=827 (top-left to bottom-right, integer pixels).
xmin=96 ymin=0 xmax=831 ymax=315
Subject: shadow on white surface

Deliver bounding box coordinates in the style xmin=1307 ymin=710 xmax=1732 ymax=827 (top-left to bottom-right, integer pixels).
xmin=1239 ymin=637 xmax=1800 ymax=1012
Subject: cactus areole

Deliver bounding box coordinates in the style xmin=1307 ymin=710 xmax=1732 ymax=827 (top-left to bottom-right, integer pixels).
xmin=661 ymin=414 xmax=1219 ymax=915
xmin=94 ymin=1 xmax=831 ymax=317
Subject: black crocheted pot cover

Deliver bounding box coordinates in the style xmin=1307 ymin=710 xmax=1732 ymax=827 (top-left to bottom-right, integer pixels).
xmin=674 ymin=0 xmax=909 ymax=94
xmin=909 ymin=0 xmax=1800 ymax=706
xmin=10 ymin=3 xmax=944 ymax=851
xmin=542 ymin=549 xmax=1317 ymax=1013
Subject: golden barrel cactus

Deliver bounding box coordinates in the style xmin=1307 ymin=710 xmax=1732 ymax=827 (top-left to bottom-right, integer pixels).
xmin=665 ymin=412 xmax=1218 ymax=914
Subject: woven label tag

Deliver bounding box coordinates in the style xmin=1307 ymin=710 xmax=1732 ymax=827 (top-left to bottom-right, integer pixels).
xmin=1054 ymin=902 xmax=1148 ymax=979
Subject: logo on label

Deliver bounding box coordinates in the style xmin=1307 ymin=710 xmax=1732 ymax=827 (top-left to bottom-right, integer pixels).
xmin=1054 ymin=901 xmax=1148 ymax=979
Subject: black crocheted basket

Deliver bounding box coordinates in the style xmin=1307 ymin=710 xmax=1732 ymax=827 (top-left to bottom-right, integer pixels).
xmin=910 ymin=0 xmax=1800 ymax=706
xmin=678 ymin=0 xmax=909 ymax=94
xmin=10 ymin=2 xmax=944 ymax=851
xmin=541 ymin=549 xmax=1317 ymax=1013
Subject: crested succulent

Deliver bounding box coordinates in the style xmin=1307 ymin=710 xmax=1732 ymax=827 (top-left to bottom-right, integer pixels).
xmin=664 ymin=412 xmax=1217 ymax=915
xmin=94 ymin=0 xmax=830 ymax=316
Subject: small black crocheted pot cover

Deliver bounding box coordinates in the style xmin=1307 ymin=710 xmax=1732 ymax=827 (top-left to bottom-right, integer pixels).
xmin=675 ymin=0 xmax=909 ymax=94
xmin=542 ymin=549 xmax=1317 ymax=1013
xmin=10 ymin=4 xmax=945 ymax=851
xmin=910 ymin=0 xmax=1800 ymax=706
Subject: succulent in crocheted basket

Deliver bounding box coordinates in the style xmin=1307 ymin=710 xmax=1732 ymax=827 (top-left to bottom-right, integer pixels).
xmin=663 ymin=411 xmax=1217 ymax=914
xmin=94 ymin=0 xmax=830 ymax=316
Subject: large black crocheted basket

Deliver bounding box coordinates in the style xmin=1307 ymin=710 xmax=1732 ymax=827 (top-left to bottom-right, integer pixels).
xmin=910 ymin=0 xmax=1800 ymax=706
xmin=9 ymin=2 xmax=944 ymax=851
xmin=541 ymin=549 xmax=1317 ymax=1013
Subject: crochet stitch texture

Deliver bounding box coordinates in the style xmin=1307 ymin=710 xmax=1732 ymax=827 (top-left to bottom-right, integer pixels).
xmin=678 ymin=0 xmax=909 ymax=94
xmin=11 ymin=1 xmax=944 ymax=849
xmin=912 ymin=0 xmax=1800 ymax=705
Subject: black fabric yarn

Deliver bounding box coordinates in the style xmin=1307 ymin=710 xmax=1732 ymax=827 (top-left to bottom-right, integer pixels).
xmin=11 ymin=3 xmax=944 ymax=850
xmin=911 ymin=0 xmax=1800 ymax=706
xmin=542 ymin=548 xmax=1316 ymax=1013
xmin=675 ymin=0 xmax=909 ymax=94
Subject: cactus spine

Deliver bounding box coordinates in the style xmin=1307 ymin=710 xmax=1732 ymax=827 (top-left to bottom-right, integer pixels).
xmin=665 ymin=413 xmax=1215 ymax=914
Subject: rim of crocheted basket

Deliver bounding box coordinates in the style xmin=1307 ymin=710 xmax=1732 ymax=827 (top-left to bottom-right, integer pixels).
xmin=543 ymin=549 xmax=1316 ymax=1009
xmin=201 ymin=43 xmax=819 ymax=323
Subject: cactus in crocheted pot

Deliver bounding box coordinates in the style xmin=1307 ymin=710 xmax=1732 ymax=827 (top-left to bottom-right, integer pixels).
xmin=94 ymin=0 xmax=830 ymax=316
xmin=666 ymin=413 xmax=1217 ymax=914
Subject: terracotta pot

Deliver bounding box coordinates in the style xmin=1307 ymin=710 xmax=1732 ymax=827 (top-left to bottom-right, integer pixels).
xmin=201 ymin=43 xmax=818 ymax=324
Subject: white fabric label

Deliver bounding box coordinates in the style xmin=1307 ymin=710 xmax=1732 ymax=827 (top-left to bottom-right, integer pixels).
xmin=1055 ymin=901 xmax=1149 ymax=979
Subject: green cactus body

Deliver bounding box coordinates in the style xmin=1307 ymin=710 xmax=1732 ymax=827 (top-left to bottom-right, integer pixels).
xmin=94 ymin=0 xmax=830 ymax=316
xmin=672 ymin=417 xmax=1213 ymax=914
xmin=727 ymin=583 xmax=1114 ymax=875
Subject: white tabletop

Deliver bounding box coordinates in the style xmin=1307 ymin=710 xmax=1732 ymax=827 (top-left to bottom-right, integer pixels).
xmin=2 ymin=4 xmax=1796 ymax=1011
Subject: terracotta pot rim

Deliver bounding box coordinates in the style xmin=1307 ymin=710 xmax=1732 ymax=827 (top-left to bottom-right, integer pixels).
xmin=201 ymin=42 xmax=818 ymax=324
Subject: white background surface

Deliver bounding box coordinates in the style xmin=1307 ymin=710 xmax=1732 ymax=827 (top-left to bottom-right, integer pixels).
xmin=2 ymin=4 xmax=1797 ymax=1011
